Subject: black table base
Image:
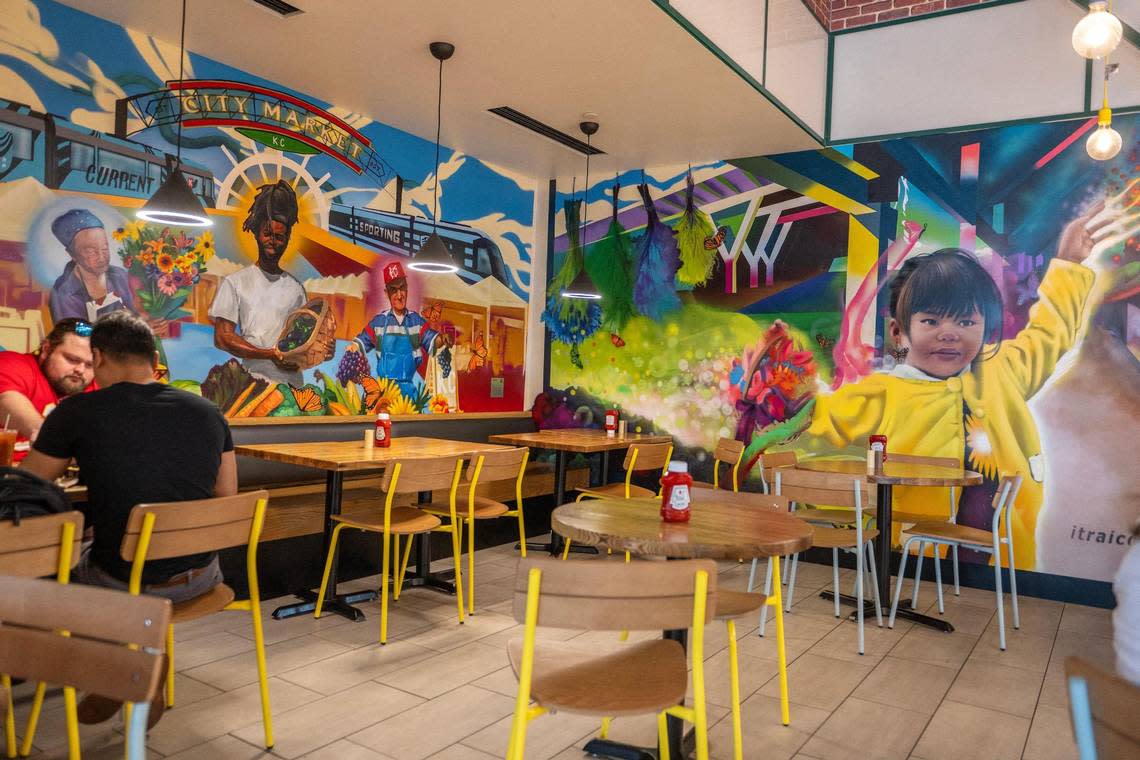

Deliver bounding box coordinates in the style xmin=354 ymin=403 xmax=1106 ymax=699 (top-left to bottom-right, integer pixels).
xmin=818 ymin=590 xmax=955 ymax=633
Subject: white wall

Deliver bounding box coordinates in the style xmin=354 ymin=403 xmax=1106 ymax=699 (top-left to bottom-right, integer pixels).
xmin=830 ymin=0 xmax=1102 ymax=141
xmin=524 ymin=181 xmax=550 ymax=403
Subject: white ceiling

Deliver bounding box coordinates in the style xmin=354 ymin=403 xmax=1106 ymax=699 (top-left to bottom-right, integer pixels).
xmin=55 ymin=0 xmax=821 ymax=181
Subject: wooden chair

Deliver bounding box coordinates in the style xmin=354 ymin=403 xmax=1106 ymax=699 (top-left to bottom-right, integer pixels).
xmin=1065 ymin=657 xmax=1140 ymax=759
xmin=507 ymin=558 xmax=715 ymax=760
xmin=765 ymin=469 xmax=882 ymax=654
xmin=121 ymin=491 xmax=273 ymax=749
xmin=890 ymin=475 xmax=1023 ymax=650
xmin=888 ymin=452 xmax=963 ymax=597
xmin=0 ymin=511 xmax=84 ymax=759
xmin=691 ymin=438 xmax=744 ymax=492
xmin=747 ymin=452 xmax=798 ymax=596
xmin=575 ymin=441 xmax=674 ymax=501
xmin=0 ymin=577 xmax=169 ymax=760
xmin=425 ymin=447 xmax=529 ymax=614
xmin=315 ymin=457 xmax=466 ymax=644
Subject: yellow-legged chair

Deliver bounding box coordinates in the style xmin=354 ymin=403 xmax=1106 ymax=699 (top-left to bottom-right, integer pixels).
xmin=691 ymin=438 xmax=744 ymax=492
xmin=0 ymin=511 xmax=84 ymax=759
xmin=121 ymin=491 xmax=273 ymax=749
xmin=314 ymin=457 xmax=466 ymax=644
xmin=506 ymin=558 xmax=715 ymax=760
xmin=426 ymin=448 xmax=529 ymax=614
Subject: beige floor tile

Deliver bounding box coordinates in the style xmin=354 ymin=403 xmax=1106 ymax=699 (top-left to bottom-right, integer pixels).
xmin=170 ymin=674 xmax=223 ymax=708
xmin=735 ymin=632 xmax=819 ymax=663
xmin=1021 ymin=703 xmax=1077 ymax=760
xmin=911 ymin=700 xmax=1030 ymax=760
xmin=279 ymin=638 xmax=436 ymax=695
xmin=172 ymin=631 xmax=256 ymax=671
xmin=807 ymin=619 xmax=904 ymax=663
xmin=184 ymin=633 xmax=349 ymax=692
xmin=145 ymin=677 xmax=319 ymax=755
xmin=376 ymin=641 xmax=509 ymax=699
xmin=397 ymin=611 xmax=517 ymax=652
xmin=1037 ymin=658 xmax=1069 ymax=709
xmin=945 ymin=659 xmax=1043 ymax=718
xmin=231 ymin=607 xmax=352 ymax=646
xmin=851 ymin=655 xmax=957 ymax=715
xmin=916 ymin=597 xmax=995 ymax=636
xmin=302 ymin=739 xmax=396 ymax=759
xmin=991 ymin=599 xmax=1063 ymax=638
xmin=162 ymin=734 xmax=269 ymax=759
xmin=1059 ymin=604 xmax=1114 ymax=638
xmin=699 ymin=647 xmax=781 ymax=708
xmin=470 ymin=665 xmax=519 ymax=698
xmin=758 ymin=653 xmax=874 ymax=712
xmin=311 ymin=608 xmax=440 ymax=648
xmin=800 ymin=696 xmax=928 ymax=760
xmin=477 ymin=623 xmax=579 ymax=651
xmin=1051 ymin=630 xmax=1115 ymax=667
xmin=16 ymin=697 xmax=123 ymax=757
xmin=348 ymin=685 xmax=515 ymax=760
xmin=708 ymin=693 xmax=829 ymax=760
xmin=968 ymin=629 xmax=1054 ymax=674
xmin=463 ymin=710 xmax=599 ymax=760
xmin=232 ymin=681 xmax=423 ymax=759
xmin=889 ymin=628 xmax=978 ymax=670
xmin=174 ymin=610 xmax=248 ymax=643
xmin=429 ymin=744 xmax=500 ymax=760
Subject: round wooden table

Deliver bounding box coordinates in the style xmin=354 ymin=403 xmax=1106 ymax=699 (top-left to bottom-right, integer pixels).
xmin=796 ymin=458 xmax=982 ymax=632
xmin=552 ymin=491 xmax=812 ymax=760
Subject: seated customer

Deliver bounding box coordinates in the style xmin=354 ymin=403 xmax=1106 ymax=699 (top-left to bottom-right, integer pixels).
xmin=21 ymin=311 xmax=237 ymax=601
xmin=1114 ymin=521 xmax=1140 ymax=685
xmin=0 ymin=318 xmax=95 ymax=459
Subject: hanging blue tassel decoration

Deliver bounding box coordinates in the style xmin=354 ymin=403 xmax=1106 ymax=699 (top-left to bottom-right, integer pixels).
xmin=542 ymin=198 xmax=601 ymax=359
xmin=632 ymin=183 xmax=681 ymax=320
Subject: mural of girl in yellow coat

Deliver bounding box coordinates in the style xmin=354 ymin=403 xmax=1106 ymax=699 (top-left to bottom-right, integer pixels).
xmin=780 ymin=202 xmax=1115 ymax=570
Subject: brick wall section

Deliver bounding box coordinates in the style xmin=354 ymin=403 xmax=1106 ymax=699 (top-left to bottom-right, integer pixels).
xmin=802 ymin=0 xmax=832 ymax=28
xmin=828 ymin=0 xmax=991 ymax=31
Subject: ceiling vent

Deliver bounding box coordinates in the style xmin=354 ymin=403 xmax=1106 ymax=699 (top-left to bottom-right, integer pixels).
xmin=487 ymin=107 xmax=605 ymax=155
xmin=247 ymin=0 xmax=304 ymax=17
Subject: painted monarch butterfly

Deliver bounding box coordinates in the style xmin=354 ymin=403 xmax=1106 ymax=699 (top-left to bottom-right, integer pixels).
xmin=703 ymin=226 xmax=728 ymax=250
xmin=468 ymin=333 xmax=489 ymax=371
xmin=815 ymin=333 xmax=836 ymax=351
xmin=359 ymin=375 xmax=384 ymax=411
xmin=886 ymin=345 xmax=909 ymax=362
xmin=291 ymin=386 xmax=324 ymax=413
xmin=610 ymin=333 xmax=625 ymax=348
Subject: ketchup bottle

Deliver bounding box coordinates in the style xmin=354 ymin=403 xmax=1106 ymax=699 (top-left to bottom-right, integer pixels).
xmin=660 ymin=461 xmax=693 ymax=523
xmin=869 ymin=434 xmax=888 ymax=462
xmin=374 ymin=412 xmax=392 ymax=448
xmin=605 ymin=409 xmax=619 ymax=438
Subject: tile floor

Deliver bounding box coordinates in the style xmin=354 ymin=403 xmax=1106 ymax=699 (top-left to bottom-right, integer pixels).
xmin=10 ymin=541 xmax=1113 ymax=760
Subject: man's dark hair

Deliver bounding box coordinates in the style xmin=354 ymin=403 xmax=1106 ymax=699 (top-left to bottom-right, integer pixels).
xmin=43 ymin=318 xmax=93 ymax=349
xmin=91 ymin=311 xmax=155 ymax=363
xmin=242 ymin=180 xmax=299 ymax=235
xmin=889 ymin=248 xmax=1004 ymax=348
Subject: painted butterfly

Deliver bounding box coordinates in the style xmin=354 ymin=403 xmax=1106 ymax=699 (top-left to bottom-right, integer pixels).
xmin=815 ymin=333 xmax=836 ymax=351
xmin=610 ymin=333 xmax=626 ymax=348
xmin=468 ymin=333 xmax=489 ymax=371
xmin=703 ymin=226 xmax=728 ymax=250
xmin=291 ymin=386 xmax=324 ymax=413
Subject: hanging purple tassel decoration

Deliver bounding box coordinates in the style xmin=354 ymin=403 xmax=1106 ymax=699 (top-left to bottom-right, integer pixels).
xmin=632 ymin=183 xmax=681 ymax=320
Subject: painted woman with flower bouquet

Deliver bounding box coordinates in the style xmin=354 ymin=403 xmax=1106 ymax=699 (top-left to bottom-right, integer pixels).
xmin=115 ymin=218 xmax=215 ymax=335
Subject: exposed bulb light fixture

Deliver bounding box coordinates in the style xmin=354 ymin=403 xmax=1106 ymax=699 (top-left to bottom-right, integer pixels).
xmin=561 ymin=119 xmax=602 ymax=300
xmin=408 ymin=41 xmax=459 ymax=274
xmin=138 ymin=0 xmax=211 ymax=227
xmin=1087 ymin=61 xmax=1122 ymax=161
xmin=1072 ymin=1 xmax=1122 ymax=59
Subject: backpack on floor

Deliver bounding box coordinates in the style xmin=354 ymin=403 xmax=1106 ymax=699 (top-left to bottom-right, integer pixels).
xmin=0 ymin=467 xmax=71 ymax=525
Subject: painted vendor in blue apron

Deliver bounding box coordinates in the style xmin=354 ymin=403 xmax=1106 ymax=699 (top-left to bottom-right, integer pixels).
xmin=345 ymin=260 xmax=452 ymax=403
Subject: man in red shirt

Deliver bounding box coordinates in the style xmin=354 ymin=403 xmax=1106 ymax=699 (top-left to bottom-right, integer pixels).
xmin=0 ymin=318 xmax=95 ymax=458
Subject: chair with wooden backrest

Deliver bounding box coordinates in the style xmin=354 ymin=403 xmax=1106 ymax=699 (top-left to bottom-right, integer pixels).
xmin=0 ymin=578 xmax=169 ymax=760
xmin=425 ymin=447 xmax=529 ymax=614
xmin=888 ymin=452 xmax=963 ymax=597
xmin=507 ymin=558 xmax=715 ymax=760
xmin=890 ymin=475 xmax=1023 ymax=650
xmin=0 ymin=511 xmax=83 ymax=759
xmin=1065 ymin=657 xmax=1140 ymax=759
xmin=575 ymin=441 xmax=674 ymax=501
xmin=764 ymin=468 xmax=882 ymax=654
xmin=746 ymin=452 xmax=798 ymax=598
xmin=315 ymin=457 xmax=466 ymax=644
xmin=691 ymin=438 xmax=745 ymax=492
xmin=121 ymin=491 xmax=273 ymax=749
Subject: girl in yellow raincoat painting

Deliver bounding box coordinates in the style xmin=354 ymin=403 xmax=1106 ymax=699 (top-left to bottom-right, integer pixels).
xmin=760 ymin=202 xmax=1119 ymax=570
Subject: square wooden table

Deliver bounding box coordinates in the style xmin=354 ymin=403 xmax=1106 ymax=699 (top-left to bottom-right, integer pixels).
xmin=235 ymin=436 xmax=510 ymax=621
xmin=488 ymin=429 xmax=671 ymax=555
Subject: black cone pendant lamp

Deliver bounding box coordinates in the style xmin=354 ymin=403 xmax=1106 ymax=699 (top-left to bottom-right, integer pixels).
xmin=409 ymin=41 xmax=460 ymax=274
xmin=561 ymin=120 xmax=601 ymax=300
xmin=138 ymin=0 xmax=212 ymax=227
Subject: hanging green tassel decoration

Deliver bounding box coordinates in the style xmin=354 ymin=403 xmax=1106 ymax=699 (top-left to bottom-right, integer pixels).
xmin=674 ymin=169 xmax=718 ymax=287
xmin=584 ymin=183 xmax=636 ymax=335
xmin=542 ymin=198 xmax=602 ymax=346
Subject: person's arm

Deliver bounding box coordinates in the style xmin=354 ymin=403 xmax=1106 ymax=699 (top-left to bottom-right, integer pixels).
xmin=19 ymin=449 xmax=70 ymax=482
xmin=347 ymin=318 xmax=378 ymax=354
xmin=0 ymin=390 xmax=46 ymax=441
xmin=213 ymin=450 xmax=238 ymax=497
xmin=212 ymin=317 xmax=278 ymax=362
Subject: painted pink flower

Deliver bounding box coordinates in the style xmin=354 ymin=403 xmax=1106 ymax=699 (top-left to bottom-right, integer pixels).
xmin=157 ymin=273 xmax=178 ymax=296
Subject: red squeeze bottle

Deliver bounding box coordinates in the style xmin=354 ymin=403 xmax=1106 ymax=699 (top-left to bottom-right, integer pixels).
xmin=869 ymin=434 xmax=888 ymax=462
xmin=660 ymin=461 xmax=693 ymax=523
xmin=605 ymin=409 xmax=619 ymax=437
xmin=374 ymin=412 xmax=392 ymax=448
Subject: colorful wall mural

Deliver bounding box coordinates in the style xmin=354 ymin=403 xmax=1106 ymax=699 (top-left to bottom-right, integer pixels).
xmin=0 ymin=0 xmax=535 ymax=417
xmin=545 ymin=117 xmax=1139 ymax=584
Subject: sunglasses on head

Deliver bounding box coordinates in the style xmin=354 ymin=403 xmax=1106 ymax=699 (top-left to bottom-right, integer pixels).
xmin=57 ymin=319 xmax=93 ymax=337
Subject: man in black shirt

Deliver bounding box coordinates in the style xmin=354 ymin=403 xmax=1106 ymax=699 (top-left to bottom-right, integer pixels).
xmin=23 ymin=310 xmax=237 ymax=599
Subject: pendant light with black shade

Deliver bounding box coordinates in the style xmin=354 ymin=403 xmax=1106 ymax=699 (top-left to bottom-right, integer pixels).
xmin=137 ymin=0 xmax=212 ymax=227
xmin=408 ymin=41 xmax=460 ymax=274
xmin=560 ymin=120 xmax=602 ymax=300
